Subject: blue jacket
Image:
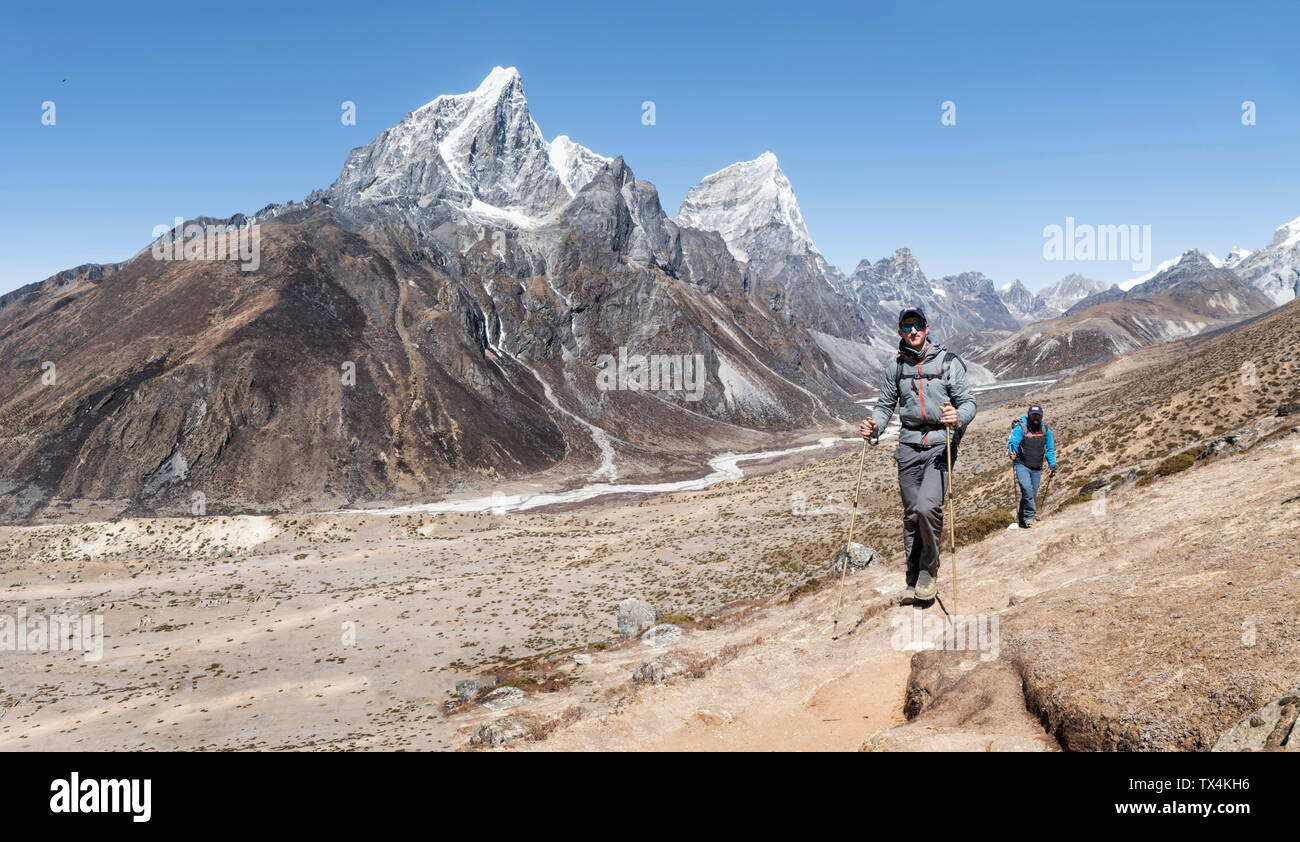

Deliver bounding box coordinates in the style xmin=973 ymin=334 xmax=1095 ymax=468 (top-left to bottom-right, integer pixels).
xmin=1008 ymin=416 xmax=1056 ymax=470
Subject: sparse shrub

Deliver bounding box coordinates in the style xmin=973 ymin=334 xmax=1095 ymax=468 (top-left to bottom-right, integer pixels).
xmin=1150 ymin=449 xmax=1199 ymax=479
xmin=954 ymin=509 xmax=1014 ymax=544
xmin=788 ymin=577 xmax=822 ymax=602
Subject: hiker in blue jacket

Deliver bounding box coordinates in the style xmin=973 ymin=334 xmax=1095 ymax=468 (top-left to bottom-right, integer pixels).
xmin=1008 ymin=404 xmax=1056 ymax=529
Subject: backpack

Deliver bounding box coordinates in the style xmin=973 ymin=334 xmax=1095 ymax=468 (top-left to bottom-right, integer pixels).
xmin=894 ymin=348 xmax=966 ymax=446
xmin=1014 ymin=418 xmax=1050 ymax=468
xmin=894 ymin=349 xmax=963 ymax=390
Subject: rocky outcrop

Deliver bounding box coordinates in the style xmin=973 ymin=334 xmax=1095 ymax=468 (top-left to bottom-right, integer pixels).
xmin=861 ymin=650 xmax=1059 ymax=752
xmin=469 ymin=717 xmax=527 ymax=746
xmin=480 ymin=686 xmax=527 ymax=711
xmin=632 ymin=654 xmax=686 ymax=683
xmin=1212 ymin=689 xmax=1299 ymax=751
xmin=640 ymin=624 xmax=683 ymax=647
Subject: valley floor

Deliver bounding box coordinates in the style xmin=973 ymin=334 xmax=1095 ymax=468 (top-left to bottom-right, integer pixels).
xmin=2 ymin=401 xmax=1296 ymax=751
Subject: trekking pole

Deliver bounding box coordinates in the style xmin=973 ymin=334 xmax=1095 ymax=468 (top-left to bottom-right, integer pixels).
xmin=945 ymin=411 xmax=958 ymax=618
xmin=833 ymin=432 xmax=877 ymax=639
xmin=1037 ymin=470 xmax=1053 ymax=518
xmin=1011 ymin=458 xmax=1023 ymax=527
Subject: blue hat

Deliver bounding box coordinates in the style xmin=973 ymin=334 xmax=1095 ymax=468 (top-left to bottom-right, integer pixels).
xmin=898 ymin=305 xmax=926 ymax=324
xmin=1027 ymin=404 xmax=1043 ymax=417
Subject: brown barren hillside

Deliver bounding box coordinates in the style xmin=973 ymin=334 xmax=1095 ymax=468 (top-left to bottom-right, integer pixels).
xmin=977 ymin=251 xmax=1274 ymax=379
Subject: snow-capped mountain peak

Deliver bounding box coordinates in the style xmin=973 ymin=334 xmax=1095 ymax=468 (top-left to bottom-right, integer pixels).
xmin=1231 ymin=213 xmax=1300 ymax=305
xmin=1266 ymin=214 xmax=1300 ymax=250
xmin=415 ymin=65 xmax=522 ymax=112
xmin=327 ymin=67 xmax=607 ymax=225
xmin=675 ymin=152 xmax=816 ymax=265
xmin=1038 ymin=272 xmax=1109 ymax=312
xmin=1226 ymin=246 xmax=1253 ymax=268
xmin=1120 ymin=253 xmax=1185 ymax=290
xmin=548 ymin=135 xmax=611 ymax=197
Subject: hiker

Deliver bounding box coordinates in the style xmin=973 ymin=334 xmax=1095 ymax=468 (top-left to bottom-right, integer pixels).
xmin=1008 ymin=404 xmax=1057 ymax=529
xmin=859 ymin=306 xmax=977 ymax=604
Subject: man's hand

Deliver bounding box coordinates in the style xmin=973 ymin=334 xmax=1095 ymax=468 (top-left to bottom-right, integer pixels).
xmin=859 ymin=418 xmax=877 ymax=440
xmin=1009 ymin=453 xmax=1018 ymax=462
xmin=940 ymin=403 xmax=958 ymax=427
xmin=1049 ymin=466 xmax=1057 ymax=477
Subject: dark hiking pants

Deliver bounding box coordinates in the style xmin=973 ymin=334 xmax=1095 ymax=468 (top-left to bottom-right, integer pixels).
xmin=1015 ymin=461 xmax=1042 ymax=525
xmin=895 ymin=442 xmax=953 ymax=585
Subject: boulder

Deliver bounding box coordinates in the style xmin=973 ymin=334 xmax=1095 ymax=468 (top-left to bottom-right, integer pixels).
xmin=830 ymin=542 xmax=884 ymax=575
xmin=692 ymin=708 xmax=733 ymax=726
xmin=1198 ymin=434 xmax=1240 ymax=460
xmin=640 ymin=624 xmax=683 ymax=647
xmin=469 ymin=717 xmax=527 ymax=747
xmin=632 ymin=654 xmax=686 ymax=684
xmin=1080 ymin=478 xmax=1110 ymax=496
xmin=456 ymin=678 xmax=487 ymax=705
xmin=480 ymin=686 xmax=526 ymax=711
xmin=1212 ymin=688 xmax=1300 ymax=751
xmin=617 ymin=598 xmax=656 ymax=639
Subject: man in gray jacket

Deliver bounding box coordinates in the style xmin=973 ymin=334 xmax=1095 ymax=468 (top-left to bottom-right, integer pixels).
xmin=859 ymin=306 xmax=977 ymax=604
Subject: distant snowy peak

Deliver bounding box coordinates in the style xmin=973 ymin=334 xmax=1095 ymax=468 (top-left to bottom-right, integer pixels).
xmin=843 ymin=247 xmax=932 ymax=311
xmin=998 ymin=278 xmax=1059 ymax=323
xmin=327 ymin=66 xmax=607 ymax=224
xmin=842 ymin=248 xmax=1022 ymax=335
xmin=1120 ymin=252 xmax=1191 ymax=291
xmin=1233 ymin=214 xmax=1300 ymax=305
xmin=872 ymin=247 xmax=928 ymax=287
xmin=675 ymin=152 xmax=817 ymax=265
xmin=1226 ymin=246 xmax=1253 ymax=268
xmin=1266 ymin=214 xmax=1300 ymax=250
xmin=413 ymin=64 xmax=521 ymax=113
xmin=548 ymin=135 xmax=610 ymax=197
xmin=1039 ymin=273 xmax=1109 ymax=312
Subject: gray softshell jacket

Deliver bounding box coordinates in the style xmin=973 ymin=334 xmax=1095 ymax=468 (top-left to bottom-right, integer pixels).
xmin=870 ymin=340 xmax=977 ymax=448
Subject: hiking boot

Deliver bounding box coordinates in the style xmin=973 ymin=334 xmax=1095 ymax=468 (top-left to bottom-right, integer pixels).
xmin=915 ymin=570 xmax=937 ymax=601
xmin=1023 ymin=517 xmax=1035 ymax=529
xmin=898 ymin=585 xmax=917 ymax=606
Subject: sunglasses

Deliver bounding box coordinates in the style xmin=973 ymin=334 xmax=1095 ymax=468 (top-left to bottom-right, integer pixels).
xmin=898 ymin=321 xmax=927 ymax=333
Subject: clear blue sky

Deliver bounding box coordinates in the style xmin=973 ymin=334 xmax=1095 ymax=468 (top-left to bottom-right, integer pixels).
xmin=3 ymin=0 xmax=1297 ymax=296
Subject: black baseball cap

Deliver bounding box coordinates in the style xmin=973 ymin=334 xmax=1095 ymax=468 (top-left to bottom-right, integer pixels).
xmin=898 ymin=305 xmax=926 ymax=325
xmin=1027 ymin=404 xmax=1043 ymax=417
